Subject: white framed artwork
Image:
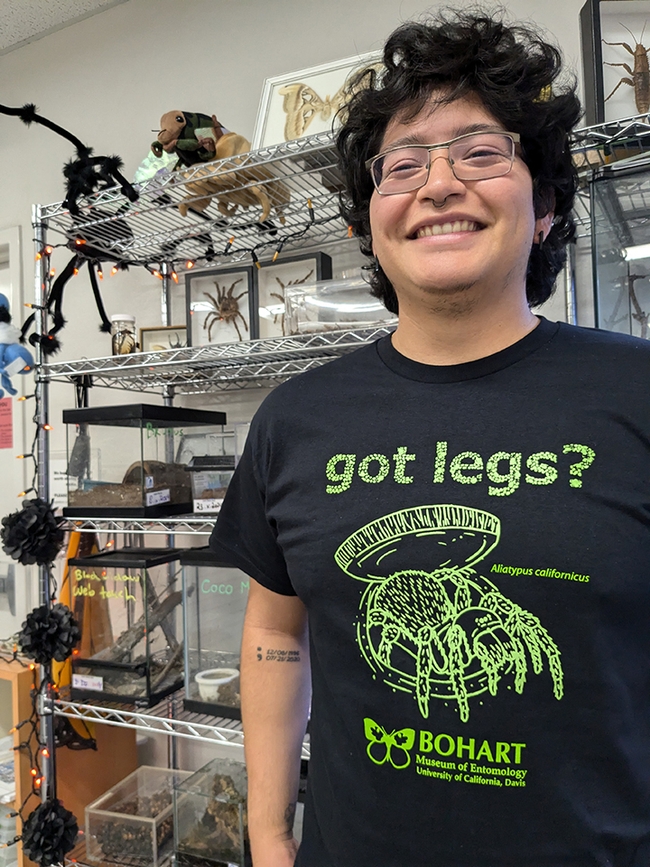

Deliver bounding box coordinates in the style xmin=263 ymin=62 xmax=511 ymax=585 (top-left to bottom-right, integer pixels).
xmin=252 ymin=52 xmax=382 ymax=150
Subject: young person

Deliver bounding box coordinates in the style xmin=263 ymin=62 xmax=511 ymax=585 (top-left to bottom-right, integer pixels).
xmin=210 ymin=11 xmax=650 ymax=866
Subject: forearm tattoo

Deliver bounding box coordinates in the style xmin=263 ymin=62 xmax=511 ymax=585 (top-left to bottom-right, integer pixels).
xmin=257 ymin=646 xmax=301 ymax=662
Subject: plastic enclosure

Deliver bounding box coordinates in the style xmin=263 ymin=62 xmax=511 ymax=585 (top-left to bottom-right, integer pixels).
xmin=63 ymin=403 xmax=227 ymax=518
xmin=283 ymin=275 xmax=398 ymax=334
xmin=70 ymin=548 xmax=184 ymax=707
xmin=182 ymin=548 xmax=249 ymax=718
xmin=174 ymin=757 xmax=250 ymax=867
xmin=86 ymin=765 xmax=191 ymax=867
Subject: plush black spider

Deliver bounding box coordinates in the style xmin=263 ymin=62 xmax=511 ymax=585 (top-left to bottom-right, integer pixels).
xmin=0 ymin=102 xmax=139 ymax=353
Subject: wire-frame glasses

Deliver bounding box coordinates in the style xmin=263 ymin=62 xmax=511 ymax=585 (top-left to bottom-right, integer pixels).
xmin=366 ymin=131 xmax=521 ymax=195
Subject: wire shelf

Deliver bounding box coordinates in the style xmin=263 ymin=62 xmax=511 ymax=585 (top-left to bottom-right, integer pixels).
xmin=53 ymin=691 xmax=310 ymax=758
xmin=39 ymin=133 xmax=347 ymax=271
xmin=572 ymin=114 xmax=650 ymax=177
xmin=61 ymin=516 xmax=215 ymax=535
xmin=43 ymin=326 xmax=393 ymax=393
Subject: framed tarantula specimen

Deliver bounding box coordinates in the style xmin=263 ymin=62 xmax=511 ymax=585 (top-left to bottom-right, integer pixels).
xmin=256 ymin=252 xmax=332 ymax=339
xmin=185 ymin=266 xmax=258 ymax=345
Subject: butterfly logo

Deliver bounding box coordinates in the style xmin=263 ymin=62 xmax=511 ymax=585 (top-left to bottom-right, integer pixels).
xmin=364 ymin=718 xmax=415 ymax=769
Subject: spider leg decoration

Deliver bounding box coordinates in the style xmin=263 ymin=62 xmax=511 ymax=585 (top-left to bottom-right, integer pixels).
xmin=0 ymin=103 xmax=139 ymax=352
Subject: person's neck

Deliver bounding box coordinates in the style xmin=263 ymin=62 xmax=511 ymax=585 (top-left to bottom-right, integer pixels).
xmin=390 ymin=290 xmax=539 ymax=366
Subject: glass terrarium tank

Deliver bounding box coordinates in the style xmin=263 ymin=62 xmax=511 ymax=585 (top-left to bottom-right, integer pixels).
xmin=62 ymin=403 xmax=227 ymax=517
xmin=284 ymin=275 xmax=397 ymax=334
xmin=182 ymin=548 xmax=249 ymax=718
xmin=591 ymin=162 xmax=650 ymax=339
xmin=69 ymin=548 xmax=184 ymax=707
xmin=86 ymin=765 xmax=191 ymax=867
xmin=174 ymin=757 xmax=250 ymax=867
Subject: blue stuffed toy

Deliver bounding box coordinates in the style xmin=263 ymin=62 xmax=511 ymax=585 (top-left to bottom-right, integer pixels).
xmin=0 ymin=293 xmax=34 ymax=398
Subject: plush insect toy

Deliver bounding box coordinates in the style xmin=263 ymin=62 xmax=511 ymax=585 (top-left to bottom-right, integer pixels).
xmin=0 ymin=294 xmax=34 ymax=397
xmin=0 ymin=102 xmax=139 ymax=353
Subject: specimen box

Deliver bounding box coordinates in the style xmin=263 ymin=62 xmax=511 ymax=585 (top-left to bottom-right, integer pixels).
xmin=174 ymin=757 xmax=250 ymax=867
xmin=85 ymin=765 xmax=191 ymax=867
xmin=182 ymin=548 xmax=249 ymax=718
xmin=69 ymin=547 xmax=185 ymax=707
xmin=283 ymin=275 xmax=397 ymax=334
xmin=62 ymin=403 xmax=227 ymax=518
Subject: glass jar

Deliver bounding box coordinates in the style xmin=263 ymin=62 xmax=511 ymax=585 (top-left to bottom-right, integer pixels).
xmin=110 ymin=314 xmax=137 ymax=355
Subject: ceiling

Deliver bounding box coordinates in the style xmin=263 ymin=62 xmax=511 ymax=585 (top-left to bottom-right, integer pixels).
xmin=0 ymin=0 xmax=130 ymax=55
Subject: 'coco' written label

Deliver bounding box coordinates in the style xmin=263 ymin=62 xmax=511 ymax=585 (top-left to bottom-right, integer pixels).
xmin=146 ymin=488 xmax=171 ymax=507
xmin=72 ymin=674 xmax=103 ymax=692
xmin=193 ymin=498 xmax=224 ymax=513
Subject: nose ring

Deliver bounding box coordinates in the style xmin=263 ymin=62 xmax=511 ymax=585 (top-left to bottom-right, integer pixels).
xmin=432 ymin=197 xmax=447 ymax=208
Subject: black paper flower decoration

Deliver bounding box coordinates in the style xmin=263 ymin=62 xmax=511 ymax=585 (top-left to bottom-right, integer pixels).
xmin=18 ymin=604 xmax=80 ymax=665
xmin=1 ymin=498 xmax=65 ymax=566
xmin=22 ymin=799 xmax=78 ymax=867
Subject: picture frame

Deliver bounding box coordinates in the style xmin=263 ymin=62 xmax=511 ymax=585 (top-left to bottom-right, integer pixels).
xmin=257 ymin=252 xmax=333 ymax=339
xmin=580 ymin=0 xmax=650 ymax=124
xmin=139 ymin=325 xmax=187 ymax=352
xmin=252 ymin=52 xmax=381 ymax=150
xmin=185 ymin=265 xmax=258 ymax=345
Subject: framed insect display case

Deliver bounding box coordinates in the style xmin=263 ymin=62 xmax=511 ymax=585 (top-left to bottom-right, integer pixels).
xmin=174 ymin=757 xmax=250 ymax=867
xmin=62 ymin=403 xmax=227 ymax=518
xmin=181 ymin=547 xmax=249 ymax=719
xmin=185 ymin=265 xmax=258 ymax=345
xmin=257 ymin=252 xmax=332 ymax=338
xmin=580 ymin=0 xmax=650 ymax=124
xmin=69 ymin=548 xmax=185 ymax=707
xmin=589 ymin=158 xmax=650 ymax=337
xmin=139 ymin=325 xmax=187 ymax=352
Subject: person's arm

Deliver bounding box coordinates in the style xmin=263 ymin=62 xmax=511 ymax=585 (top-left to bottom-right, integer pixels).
xmin=241 ymin=578 xmax=310 ymax=867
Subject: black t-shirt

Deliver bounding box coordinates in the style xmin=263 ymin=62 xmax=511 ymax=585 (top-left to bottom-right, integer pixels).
xmin=210 ymin=318 xmax=650 ymax=867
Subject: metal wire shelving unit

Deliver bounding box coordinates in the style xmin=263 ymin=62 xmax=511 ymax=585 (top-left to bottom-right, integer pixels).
xmin=32 ymin=133 xmax=371 ymax=772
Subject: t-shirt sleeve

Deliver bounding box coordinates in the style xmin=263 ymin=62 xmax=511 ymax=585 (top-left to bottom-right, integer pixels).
xmin=208 ymin=415 xmax=296 ymax=597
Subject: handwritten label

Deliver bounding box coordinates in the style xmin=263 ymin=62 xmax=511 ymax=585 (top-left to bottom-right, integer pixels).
xmin=146 ymin=488 xmax=170 ymax=506
xmin=193 ymin=497 xmax=223 ymax=513
xmin=73 ymin=568 xmax=140 ymax=602
xmin=72 ymin=673 xmax=103 ymax=692
xmin=0 ymin=399 xmax=12 ymax=449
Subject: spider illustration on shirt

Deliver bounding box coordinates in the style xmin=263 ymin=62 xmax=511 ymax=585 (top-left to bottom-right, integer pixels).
xmin=334 ymin=504 xmax=564 ymax=722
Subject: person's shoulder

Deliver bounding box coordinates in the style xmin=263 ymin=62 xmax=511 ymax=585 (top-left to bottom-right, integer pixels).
xmin=256 ymin=339 xmax=382 ymax=415
xmin=554 ymin=321 xmax=650 ymax=358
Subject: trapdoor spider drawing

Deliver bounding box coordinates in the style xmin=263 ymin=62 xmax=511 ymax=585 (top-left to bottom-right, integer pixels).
xmin=335 ymin=504 xmax=564 ymax=723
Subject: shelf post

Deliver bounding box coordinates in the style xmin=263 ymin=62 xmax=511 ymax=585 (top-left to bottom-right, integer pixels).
xmin=32 ymin=204 xmax=57 ymax=801
xmin=161 ymin=262 xmax=173 ymax=327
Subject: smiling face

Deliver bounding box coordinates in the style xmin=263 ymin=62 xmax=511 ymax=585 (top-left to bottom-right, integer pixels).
xmin=368 ymin=93 xmax=553 ymax=317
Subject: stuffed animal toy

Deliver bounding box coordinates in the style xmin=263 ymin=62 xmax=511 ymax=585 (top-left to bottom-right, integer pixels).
xmin=0 ymin=103 xmax=139 ymax=353
xmin=0 ymin=294 xmax=34 ymax=398
xmin=151 ymin=111 xmax=290 ymax=223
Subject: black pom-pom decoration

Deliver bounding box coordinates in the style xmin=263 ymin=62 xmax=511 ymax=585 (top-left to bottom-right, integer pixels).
xmin=18 ymin=604 xmax=80 ymax=665
xmin=1 ymin=498 xmax=64 ymax=566
xmin=22 ymin=799 xmax=78 ymax=867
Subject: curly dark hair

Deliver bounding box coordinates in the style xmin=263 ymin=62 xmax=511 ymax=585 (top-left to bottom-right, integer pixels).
xmin=336 ymin=9 xmax=582 ymax=313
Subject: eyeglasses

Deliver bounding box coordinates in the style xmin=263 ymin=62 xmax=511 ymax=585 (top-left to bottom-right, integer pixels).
xmin=366 ymin=131 xmax=521 ymax=195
